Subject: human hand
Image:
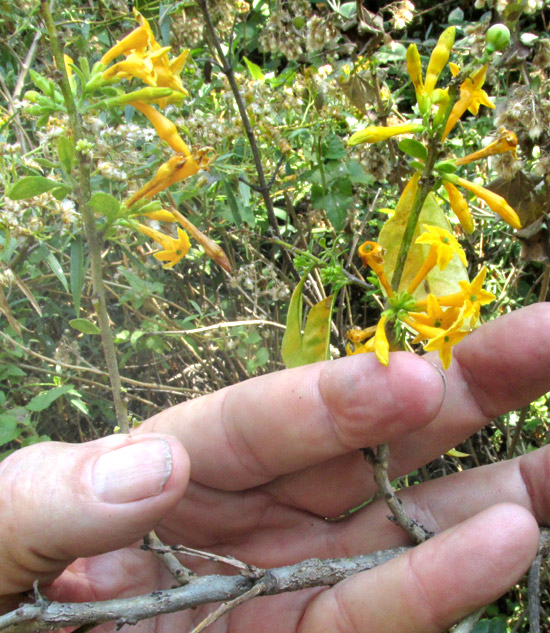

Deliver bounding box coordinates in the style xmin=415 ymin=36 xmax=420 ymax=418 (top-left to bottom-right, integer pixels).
xmin=1 ymin=303 xmax=550 ymax=632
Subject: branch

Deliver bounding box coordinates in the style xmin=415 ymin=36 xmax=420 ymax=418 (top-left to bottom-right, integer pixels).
xmin=0 ymin=548 xmax=410 ymax=633
xmin=195 ymin=0 xmax=297 ymax=278
xmin=40 ymin=2 xmax=129 ymax=432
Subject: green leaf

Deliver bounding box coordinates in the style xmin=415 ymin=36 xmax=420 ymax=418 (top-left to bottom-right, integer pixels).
xmin=398 ymin=139 xmax=428 ymax=162
xmin=8 ymin=176 xmax=61 ymax=200
xmin=51 ymin=185 xmax=72 ymax=200
xmin=471 ymin=617 xmax=507 ymax=633
xmin=434 ymin=160 xmax=458 ymax=174
xmin=69 ymin=318 xmax=101 ymax=335
xmin=88 ymin=191 xmax=121 ymax=220
xmin=57 ymin=136 xmax=74 ymax=174
xmin=282 ymin=272 xmax=336 ymax=368
xmin=70 ymin=237 xmax=85 ymax=315
xmin=322 ymin=134 xmax=346 ymax=160
xmin=347 ymin=160 xmax=372 ymax=185
xmin=0 ymin=414 xmax=22 ymax=445
xmin=311 ymin=182 xmax=352 ymax=232
xmin=242 ymin=56 xmax=264 ymax=81
xmin=38 ymin=245 xmax=69 ymax=292
xmin=26 ymin=385 xmax=75 ymax=412
xmin=223 ymin=181 xmax=242 ymax=227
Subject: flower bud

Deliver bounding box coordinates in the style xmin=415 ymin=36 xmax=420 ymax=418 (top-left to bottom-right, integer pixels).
xmin=486 ymin=24 xmax=511 ymax=53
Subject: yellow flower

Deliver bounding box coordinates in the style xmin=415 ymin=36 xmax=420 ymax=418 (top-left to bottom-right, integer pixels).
xmin=140 ymin=209 xmax=177 ymax=222
xmin=423 ymin=318 xmax=469 ymax=370
xmin=374 ymin=315 xmax=390 ymax=366
xmin=403 ymin=307 xmax=468 ymax=369
xmin=126 ymin=150 xmax=212 ymax=208
xmin=424 ymin=26 xmax=456 ymax=95
xmin=103 ymin=51 xmax=157 ymax=86
xmin=100 ymin=24 xmax=151 ymax=67
xmin=346 ymin=316 xmax=390 ymax=365
xmin=442 ymin=181 xmax=474 ymax=233
xmin=455 ymin=177 xmax=521 ymax=229
xmin=417 ymin=267 xmax=495 ymax=322
xmin=137 ymin=223 xmax=190 ymax=268
xmin=357 ymin=241 xmax=394 ymax=296
xmin=456 ymin=129 xmax=518 ymax=165
xmin=348 ymin=123 xmax=424 ymax=146
xmin=100 ymin=9 xmax=188 ymax=107
xmin=416 ymin=224 xmax=468 ymax=269
xmin=407 ymin=225 xmax=467 ymax=295
xmin=346 ymin=325 xmax=377 ymax=355
xmin=130 ymin=101 xmax=191 ymax=156
xmin=408 ymin=294 xmax=462 ymax=342
xmin=442 ymin=65 xmax=495 ymax=139
xmin=406 ymin=43 xmax=426 ymax=109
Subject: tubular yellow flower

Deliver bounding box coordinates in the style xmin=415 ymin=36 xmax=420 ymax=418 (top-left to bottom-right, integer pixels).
xmin=346 ymin=335 xmax=376 ymax=356
xmin=404 ymin=309 xmax=467 ymax=369
xmin=99 ymin=9 xmax=188 ymax=107
xmin=424 ymin=26 xmax=456 ymax=95
xmin=137 ymin=224 xmax=191 ymax=268
xmin=126 ymin=151 xmax=212 ymax=208
xmin=442 ymin=181 xmax=474 ymax=233
xmin=406 ymin=44 xmax=427 ymax=110
xmin=408 ymin=294 xmax=462 ymax=343
xmin=416 ymin=267 xmax=495 ymax=323
xmin=357 ymin=241 xmax=394 ymax=297
xmin=415 ymin=224 xmax=468 ymax=269
xmin=102 ymin=52 xmax=156 ymax=86
xmin=347 ymin=325 xmax=378 ymax=344
xmin=442 ymin=65 xmax=495 ymax=140
xmin=141 ymin=209 xmax=177 ymax=222
xmin=100 ymin=26 xmax=150 ymax=67
xmin=423 ymin=319 xmax=468 ymax=370
xmin=374 ymin=315 xmax=390 ymax=366
xmin=130 ymin=101 xmax=191 ymax=156
xmin=455 ymin=177 xmax=521 ymax=229
xmin=456 ymin=129 xmax=518 ymax=165
xmin=348 ymin=123 xmax=424 ymax=146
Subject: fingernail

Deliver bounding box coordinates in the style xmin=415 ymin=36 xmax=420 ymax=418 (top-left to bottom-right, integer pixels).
xmin=92 ymin=439 xmax=172 ymax=503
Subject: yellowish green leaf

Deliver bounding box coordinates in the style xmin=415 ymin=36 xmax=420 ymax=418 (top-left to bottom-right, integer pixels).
xmin=282 ymin=274 xmax=335 ymax=368
xmin=379 ymin=192 xmax=468 ymax=298
xmin=445 ymin=448 xmax=470 ymax=457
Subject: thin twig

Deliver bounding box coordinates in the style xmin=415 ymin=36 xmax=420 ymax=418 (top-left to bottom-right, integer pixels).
xmin=143 ymin=532 xmax=196 ymax=585
xmin=40 ymin=2 xmax=129 ymax=431
xmin=146 ymin=544 xmax=262 ymax=578
xmin=189 ymin=582 xmax=265 ymax=633
xmin=0 ymin=331 xmax=202 ymax=396
xmin=364 ymin=444 xmax=431 ymax=544
xmin=195 ymin=0 xmax=297 ymax=279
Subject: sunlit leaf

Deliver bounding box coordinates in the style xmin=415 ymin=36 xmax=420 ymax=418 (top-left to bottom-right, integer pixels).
xmin=379 ymin=192 xmax=468 ymax=297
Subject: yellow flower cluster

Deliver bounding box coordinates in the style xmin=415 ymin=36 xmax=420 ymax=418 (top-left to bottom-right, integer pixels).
xmin=100 ymin=9 xmax=188 ymax=108
xmin=97 ymin=11 xmax=227 ymax=272
xmin=345 ymin=25 xmax=521 ymax=369
xmin=349 ymin=227 xmax=495 ymax=369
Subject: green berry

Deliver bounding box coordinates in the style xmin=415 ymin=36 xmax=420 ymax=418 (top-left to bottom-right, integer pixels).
xmin=486 ymin=24 xmax=511 ymax=53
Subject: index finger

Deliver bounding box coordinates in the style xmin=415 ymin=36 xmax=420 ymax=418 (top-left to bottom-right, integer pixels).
xmin=141 ymin=303 xmax=550 ymax=491
xmin=143 ymin=352 xmax=444 ymax=489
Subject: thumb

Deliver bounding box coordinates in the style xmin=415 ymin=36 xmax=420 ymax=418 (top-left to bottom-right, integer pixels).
xmin=0 ymin=433 xmax=189 ymax=596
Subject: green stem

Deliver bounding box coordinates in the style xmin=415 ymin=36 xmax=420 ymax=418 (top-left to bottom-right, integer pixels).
xmin=390 ymin=150 xmax=437 ymax=291
xmin=40 ymin=2 xmax=129 ymax=432
xmin=390 ymin=80 xmax=461 ymax=292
